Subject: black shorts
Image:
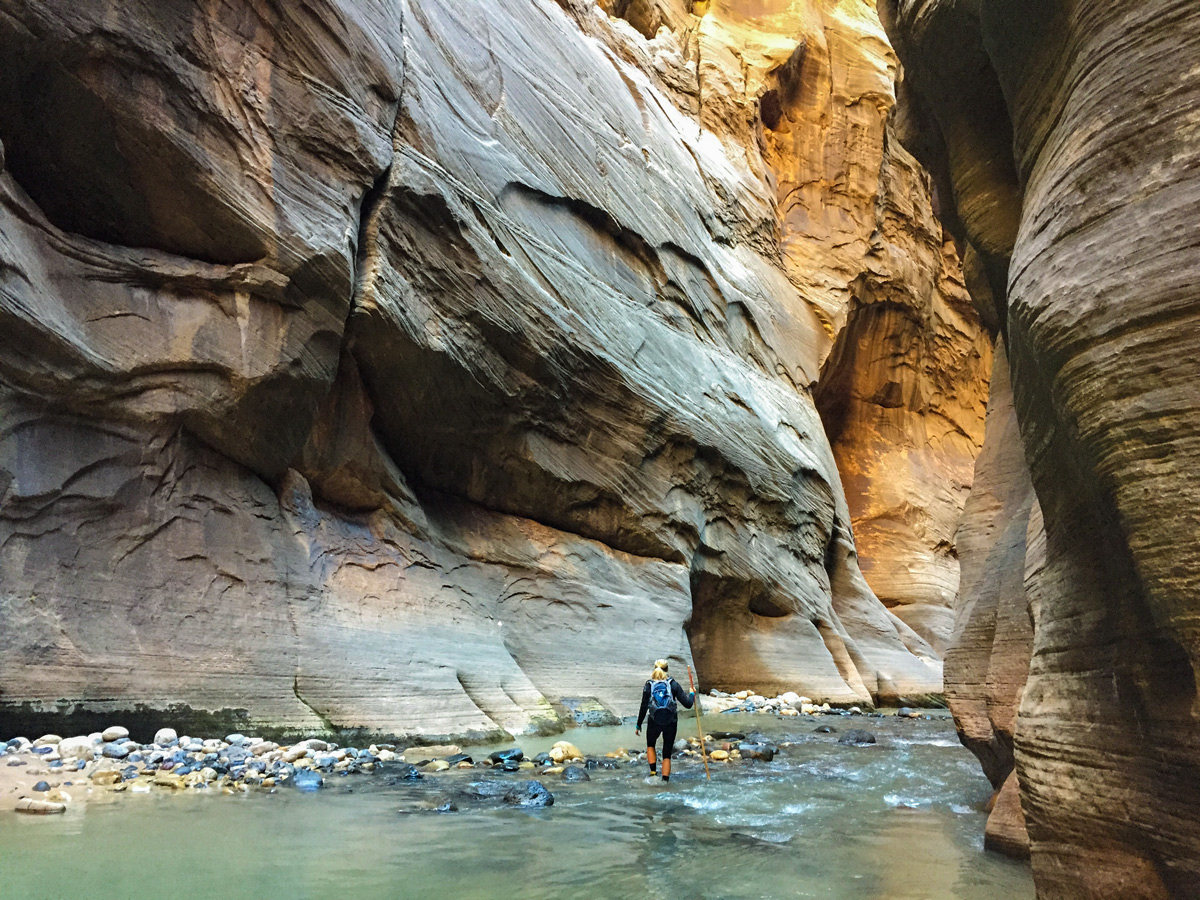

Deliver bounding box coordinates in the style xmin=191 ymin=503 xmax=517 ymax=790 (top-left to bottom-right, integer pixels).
xmin=646 ymin=717 xmax=678 ymax=758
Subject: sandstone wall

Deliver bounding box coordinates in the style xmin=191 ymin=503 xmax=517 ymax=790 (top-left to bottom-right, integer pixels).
xmin=881 ymin=0 xmax=1200 ymax=895
xmin=0 ymin=0 xmax=982 ymax=742
xmin=947 ymin=339 xmax=1034 ymax=857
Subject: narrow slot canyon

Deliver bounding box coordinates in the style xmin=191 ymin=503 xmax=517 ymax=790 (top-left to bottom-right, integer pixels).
xmin=1 ymin=1 xmax=1197 ymax=898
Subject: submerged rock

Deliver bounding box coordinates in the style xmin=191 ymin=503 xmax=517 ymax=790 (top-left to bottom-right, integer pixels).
xmin=737 ymin=743 xmax=776 ymax=762
xmin=503 ymin=781 xmax=554 ymax=808
xmin=561 ymin=766 xmax=590 ymax=783
xmin=291 ymin=769 xmax=323 ymax=792
xmin=838 ymin=730 xmax=877 ymax=746
xmin=16 ymin=798 xmax=65 ymax=815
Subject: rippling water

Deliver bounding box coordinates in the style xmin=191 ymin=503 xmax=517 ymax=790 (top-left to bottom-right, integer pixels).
xmin=0 ymin=712 xmax=1033 ymax=900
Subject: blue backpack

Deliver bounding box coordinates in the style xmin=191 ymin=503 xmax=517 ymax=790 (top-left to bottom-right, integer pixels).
xmin=649 ymin=679 xmax=674 ymax=723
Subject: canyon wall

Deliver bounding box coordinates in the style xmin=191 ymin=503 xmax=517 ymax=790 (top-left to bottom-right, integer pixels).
xmin=881 ymin=0 xmax=1200 ymax=895
xmin=0 ymin=0 xmax=984 ymax=743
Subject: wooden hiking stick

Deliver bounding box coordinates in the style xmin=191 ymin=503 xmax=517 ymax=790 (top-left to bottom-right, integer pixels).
xmin=686 ymin=664 xmax=711 ymax=781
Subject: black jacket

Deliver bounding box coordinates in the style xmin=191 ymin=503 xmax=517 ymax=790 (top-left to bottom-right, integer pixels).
xmin=637 ymin=677 xmax=694 ymax=728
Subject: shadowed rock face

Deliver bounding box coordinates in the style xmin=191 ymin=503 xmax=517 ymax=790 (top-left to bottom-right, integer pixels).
xmin=1 ymin=0 xmax=983 ymax=741
xmin=947 ymin=340 xmax=1034 ymax=856
xmin=882 ymin=0 xmax=1200 ymax=894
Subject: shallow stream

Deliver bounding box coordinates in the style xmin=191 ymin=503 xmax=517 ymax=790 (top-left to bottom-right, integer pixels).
xmin=1 ymin=712 xmax=1033 ymax=900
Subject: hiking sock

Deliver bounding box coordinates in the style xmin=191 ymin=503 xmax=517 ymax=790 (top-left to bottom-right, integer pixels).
xmin=648 ymin=765 xmax=656 ymax=775
xmin=661 ymin=775 xmax=670 ymax=782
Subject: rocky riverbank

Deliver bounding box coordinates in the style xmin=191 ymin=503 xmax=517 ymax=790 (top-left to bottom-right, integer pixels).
xmin=2 ymin=696 xmax=928 ymax=814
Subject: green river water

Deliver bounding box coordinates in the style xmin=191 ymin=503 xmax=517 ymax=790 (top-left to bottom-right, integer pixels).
xmin=1 ymin=712 xmax=1033 ymax=900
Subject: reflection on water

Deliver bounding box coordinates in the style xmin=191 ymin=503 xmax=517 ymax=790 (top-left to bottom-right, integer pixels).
xmin=0 ymin=713 xmax=1033 ymax=900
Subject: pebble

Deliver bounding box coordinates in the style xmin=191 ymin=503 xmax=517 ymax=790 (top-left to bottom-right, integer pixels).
xmin=552 ymin=741 xmax=583 ymax=760
xmin=16 ymin=798 xmax=66 ymax=815
xmin=32 ymin=781 xmax=50 ymax=792
xmin=154 ymin=728 xmax=178 ymax=746
xmin=8 ymin=699 xmax=901 ymax=810
xmin=488 ymin=748 xmax=524 ymax=764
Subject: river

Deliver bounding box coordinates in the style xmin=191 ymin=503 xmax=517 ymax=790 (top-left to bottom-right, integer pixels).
xmin=1 ymin=711 xmax=1033 ymax=900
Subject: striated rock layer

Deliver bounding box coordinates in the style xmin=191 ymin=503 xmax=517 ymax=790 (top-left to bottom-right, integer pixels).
xmin=0 ymin=0 xmax=983 ymax=741
xmin=947 ymin=340 xmax=1034 ymax=857
xmin=883 ymin=0 xmax=1200 ymax=894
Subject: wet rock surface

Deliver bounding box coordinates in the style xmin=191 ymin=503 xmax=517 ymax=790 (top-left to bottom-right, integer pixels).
xmin=881 ymin=0 xmax=1200 ymax=893
xmin=837 ymin=730 xmax=877 ymax=746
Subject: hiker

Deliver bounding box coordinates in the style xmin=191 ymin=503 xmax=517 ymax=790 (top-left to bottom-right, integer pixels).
xmin=635 ymin=658 xmax=695 ymax=782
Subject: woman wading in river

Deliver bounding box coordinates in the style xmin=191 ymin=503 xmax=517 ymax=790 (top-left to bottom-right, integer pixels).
xmin=635 ymin=659 xmax=695 ymax=782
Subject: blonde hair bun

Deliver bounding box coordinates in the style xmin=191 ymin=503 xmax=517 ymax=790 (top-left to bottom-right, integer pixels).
xmin=654 ymin=659 xmax=669 ymax=671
